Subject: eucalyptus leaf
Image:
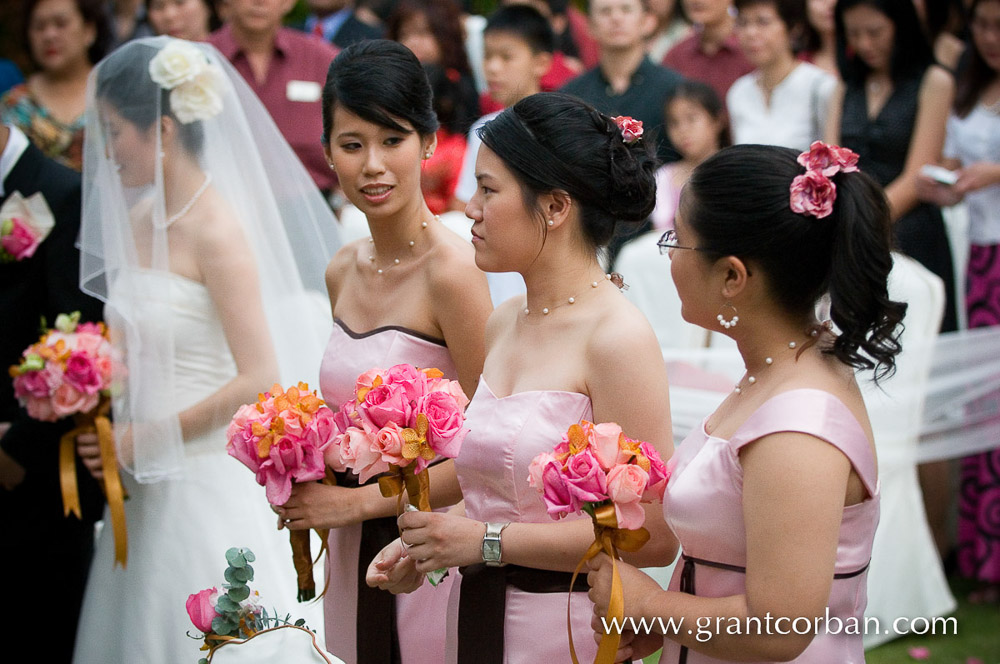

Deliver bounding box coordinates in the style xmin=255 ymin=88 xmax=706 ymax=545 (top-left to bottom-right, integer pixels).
xmin=228 ymin=585 xmax=251 ymax=602
xmin=242 ymin=549 xmax=256 ymax=563
xmin=294 ymin=618 xmax=305 ymax=627
xmin=216 ymin=595 xmax=240 ymax=613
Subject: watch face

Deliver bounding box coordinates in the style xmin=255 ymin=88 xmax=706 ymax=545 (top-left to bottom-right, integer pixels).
xmin=483 ymin=539 xmax=501 ymax=561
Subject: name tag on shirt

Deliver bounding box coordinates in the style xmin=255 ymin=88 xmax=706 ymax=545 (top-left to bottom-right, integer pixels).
xmin=286 ymin=80 xmax=322 ymax=103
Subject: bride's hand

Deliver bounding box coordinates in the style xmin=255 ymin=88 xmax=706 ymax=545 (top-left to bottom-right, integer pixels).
xmin=365 ymin=538 xmax=425 ymax=594
xmin=397 ymin=509 xmax=485 ymax=572
xmin=76 ymin=432 xmax=104 ymax=481
xmin=276 ymin=481 xmax=367 ymax=530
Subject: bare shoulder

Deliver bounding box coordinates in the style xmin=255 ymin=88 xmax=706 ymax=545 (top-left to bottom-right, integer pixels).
xmin=921 ymin=65 xmax=956 ymax=97
xmin=325 ymin=238 xmax=365 ymax=298
xmin=426 ymin=227 xmax=486 ymax=294
xmin=585 ymin=293 xmax=662 ymax=367
xmin=484 ymin=297 xmax=520 ymax=351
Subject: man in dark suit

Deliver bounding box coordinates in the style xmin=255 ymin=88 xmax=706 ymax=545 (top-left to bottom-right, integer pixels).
xmin=0 ymin=124 xmax=105 ymax=662
xmin=301 ymin=0 xmax=382 ymax=49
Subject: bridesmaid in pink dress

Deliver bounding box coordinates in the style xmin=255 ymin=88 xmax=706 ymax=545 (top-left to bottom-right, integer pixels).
xmin=274 ymin=41 xmax=493 ymax=664
xmin=587 ymin=143 xmax=906 ymax=662
xmin=366 ymin=93 xmax=677 ymax=663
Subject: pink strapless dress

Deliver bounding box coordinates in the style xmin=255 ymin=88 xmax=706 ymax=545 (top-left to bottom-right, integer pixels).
xmin=319 ymin=318 xmax=458 ymax=664
xmin=661 ymin=389 xmax=880 ymax=664
xmin=446 ymin=377 xmax=601 ymax=664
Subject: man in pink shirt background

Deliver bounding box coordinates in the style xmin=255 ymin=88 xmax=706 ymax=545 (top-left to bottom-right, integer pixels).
xmin=210 ymin=0 xmax=339 ymax=195
xmin=662 ymin=0 xmax=753 ymax=101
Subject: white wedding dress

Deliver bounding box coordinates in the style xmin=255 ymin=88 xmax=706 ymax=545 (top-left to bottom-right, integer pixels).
xmin=73 ymin=272 xmax=324 ymax=664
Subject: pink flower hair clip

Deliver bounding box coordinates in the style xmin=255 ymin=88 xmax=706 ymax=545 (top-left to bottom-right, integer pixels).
xmin=789 ymin=141 xmax=860 ymax=219
xmin=612 ymin=116 xmax=643 ymax=145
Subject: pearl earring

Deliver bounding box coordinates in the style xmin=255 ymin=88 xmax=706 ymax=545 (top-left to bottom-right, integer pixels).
xmin=547 ymin=219 xmax=554 ymax=227
xmin=717 ymin=302 xmax=739 ymax=329
xmin=328 ymin=163 xmax=335 ymax=170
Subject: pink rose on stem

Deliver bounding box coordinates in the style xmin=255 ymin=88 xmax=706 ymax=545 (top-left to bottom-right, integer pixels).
xmin=590 ymin=422 xmax=626 ymax=470
xmin=73 ymin=332 xmax=105 ymax=357
xmin=416 ymin=391 xmax=466 ymax=457
xmin=337 ymin=426 xmax=387 ymax=483
xmin=14 ymin=369 xmax=53 ymax=400
xmin=563 ymin=448 xmax=609 ymax=503
xmin=606 ymin=464 xmax=650 ymax=530
xmin=427 ymin=377 xmax=470 ymax=410
xmin=375 ymin=421 xmax=407 ymax=465
xmin=64 ymin=351 xmax=103 ymax=395
xmin=528 ymin=451 xmax=560 ymax=490
xmin=639 ymin=441 xmax=669 ymax=501
xmin=359 ymin=383 xmax=411 ymax=431
xmin=51 ymin=383 xmax=99 ymax=418
xmin=1 ymin=218 xmax=40 ymax=260
xmin=355 ymin=367 xmax=385 ymax=397
xmin=386 ymin=364 xmax=428 ymax=404
xmin=790 ymin=170 xmax=837 ymax=219
xmin=541 ymin=460 xmax=580 ymax=519
xmin=25 ymin=396 xmax=56 ymax=422
xmin=186 ymin=587 xmax=220 ymax=634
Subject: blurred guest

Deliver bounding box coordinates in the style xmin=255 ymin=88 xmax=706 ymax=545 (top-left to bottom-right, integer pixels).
xmin=664 ymin=0 xmax=754 ymax=101
xmin=826 ymin=0 xmax=957 ymax=332
xmin=301 ymin=0 xmax=382 ymax=48
xmin=0 ymin=0 xmax=111 ymax=171
xmin=108 ymin=0 xmax=154 ymax=46
xmin=801 ymin=0 xmax=837 ymax=75
xmin=647 ymin=0 xmax=691 ymax=61
xmin=0 ymin=60 xmax=24 ymax=96
xmin=650 ymin=80 xmax=728 ymax=231
xmin=210 ymin=0 xmax=339 ymax=195
xmin=728 ymin=0 xmax=835 ymax=149
xmin=562 ymin=0 xmax=684 ymax=163
xmin=915 ymin=0 xmax=968 ymax=73
xmin=386 ymin=0 xmax=479 ymax=134
xmin=146 ymin=0 xmax=220 ymax=41
xmin=421 ymin=63 xmax=470 ymax=214
xmin=917 ymin=0 xmax=1000 ymax=595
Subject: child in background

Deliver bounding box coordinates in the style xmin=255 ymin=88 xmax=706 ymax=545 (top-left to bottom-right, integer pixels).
xmin=651 ymin=81 xmax=729 ymax=231
xmin=453 ymin=4 xmax=553 ymax=206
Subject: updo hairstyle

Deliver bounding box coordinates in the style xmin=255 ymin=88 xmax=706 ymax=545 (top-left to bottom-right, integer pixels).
xmin=321 ymin=39 xmax=439 ymax=145
xmin=683 ymin=144 xmax=906 ymax=380
xmin=478 ymin=92 xmax=658 ymax=248
xmin=96 ymin=43 xmax=206 ymax=155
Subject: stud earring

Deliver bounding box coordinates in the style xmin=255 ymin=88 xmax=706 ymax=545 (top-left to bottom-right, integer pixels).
xmin=424 ymin=151 xmax=433 ymax=159
xmin=547 ymin=219 xmax=554 ymax=227
xmin=717 ymin=302 xmax=739 ymax=329
xmin=328 ymin=163 xmax=336 ymax=170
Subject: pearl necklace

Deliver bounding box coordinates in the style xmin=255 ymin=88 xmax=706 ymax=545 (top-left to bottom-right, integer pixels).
xmin=524 ymin=273 xmax=616 ymax=315
xmin=368 ymin=215 xmax=438 ymax=274
xmin=733 ymin=323 xmax=830 ymax=394
xmin=164 ymin=174 xmax=212 ymax=227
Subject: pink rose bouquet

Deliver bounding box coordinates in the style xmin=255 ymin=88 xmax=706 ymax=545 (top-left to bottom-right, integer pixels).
xmin=0 ymin=191 xmax=54 ymax=262
xmin=527 ymin=420 xmax=670 ymax=663
xmin=328 ymin=363 xmax=469 ymax=505
xmin=9 ymin=312 xmax=113 ymax=422
xmin=226 ymin=383 xmax=337 ymax=601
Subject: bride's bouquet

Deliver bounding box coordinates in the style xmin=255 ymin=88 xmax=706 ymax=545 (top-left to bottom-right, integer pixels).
xmin=328 ymin=364 xmax=469 ymax=584
xmin=186 ymin=547 xmax=333 ymax=663
xmin=8 ymin=311 xmax=128 ymax=565
xmin=226 ymin=383 xmax=337 ymax=601
xmin=527 ymin=420 xmax=670 ymax=664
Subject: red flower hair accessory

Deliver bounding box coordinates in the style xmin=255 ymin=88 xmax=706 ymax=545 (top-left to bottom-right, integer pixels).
xmin=789 ymin=141 xmax=861 ymax=219
xmin=612 ymin=116 xmax=643 ymax=145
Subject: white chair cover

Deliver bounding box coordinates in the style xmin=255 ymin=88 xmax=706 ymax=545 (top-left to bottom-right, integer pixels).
xmin=209 ymin=625 xmax=341 ymax=664
xmin=860 ymin=253 xmax=955 ymax=648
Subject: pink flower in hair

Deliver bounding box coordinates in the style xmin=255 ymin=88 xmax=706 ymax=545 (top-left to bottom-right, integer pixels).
xmin=790 ymin=170 xmax=837 ymax=219
xmin=797 ymin=141 xmax=859 ymax=177
xmin=612 ymin=116 xmax=643 ymax=144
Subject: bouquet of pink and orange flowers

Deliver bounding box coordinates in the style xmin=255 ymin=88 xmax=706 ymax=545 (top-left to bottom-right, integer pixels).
xmin=226 ymin=383 xmax=338 ymax=601
xmin=9 ymin=312 xmax=113 ymax=422
xmin=328 ymin=363 xmax=468 ymax=508
xmin=528 ymin=420 xmax=671 ymax=664
xmin=7 ymin=311 xmax=129 ymax=565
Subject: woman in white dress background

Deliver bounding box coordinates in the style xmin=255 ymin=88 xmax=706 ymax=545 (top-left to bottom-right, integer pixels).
xmin=73 ymin=37 xmax=338 ymax=663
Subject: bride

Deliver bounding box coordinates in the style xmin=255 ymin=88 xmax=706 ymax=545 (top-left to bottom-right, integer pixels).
xmin=72 ymin=37 xmax=338 ymax=663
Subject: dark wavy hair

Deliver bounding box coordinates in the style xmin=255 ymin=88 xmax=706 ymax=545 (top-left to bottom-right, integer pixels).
xmin=385 ymin=0 xmax=472 ymax=76
xmin=24 ymin=0 xmax=111 ymax=66
xmin=683 ymin=144 xmax=906 ymax=380
xmin=835 ymin=0 xmax=934 ymax=85
xmin=956 ymin=0 xmax=996 ymax=118
xmin=478 ymin=92 xmax=658 ymax=248
xmin=95 ymin=43 xmax=205 ymax=155
xmin=321 ymin=40 xmax=439 ymax=145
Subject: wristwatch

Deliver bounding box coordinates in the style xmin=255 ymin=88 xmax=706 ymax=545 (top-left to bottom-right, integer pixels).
xmin=482 ymin=522 xmax=510 ymax=567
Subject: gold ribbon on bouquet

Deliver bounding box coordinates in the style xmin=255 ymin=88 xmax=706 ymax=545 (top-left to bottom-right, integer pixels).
xmin=58 ymin=397 xmax=128 ymax=567
xmin=377 ymin=461 xmax=431 ymax=514
xmin=292 ymin=467 xmax=336 ymax=602
xmin=567 ymin=504 xmax=650 ymax=664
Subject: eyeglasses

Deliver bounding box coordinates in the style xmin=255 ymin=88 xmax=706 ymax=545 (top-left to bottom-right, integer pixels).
xmin=657 ymin=229 xmax=705 ymax=254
